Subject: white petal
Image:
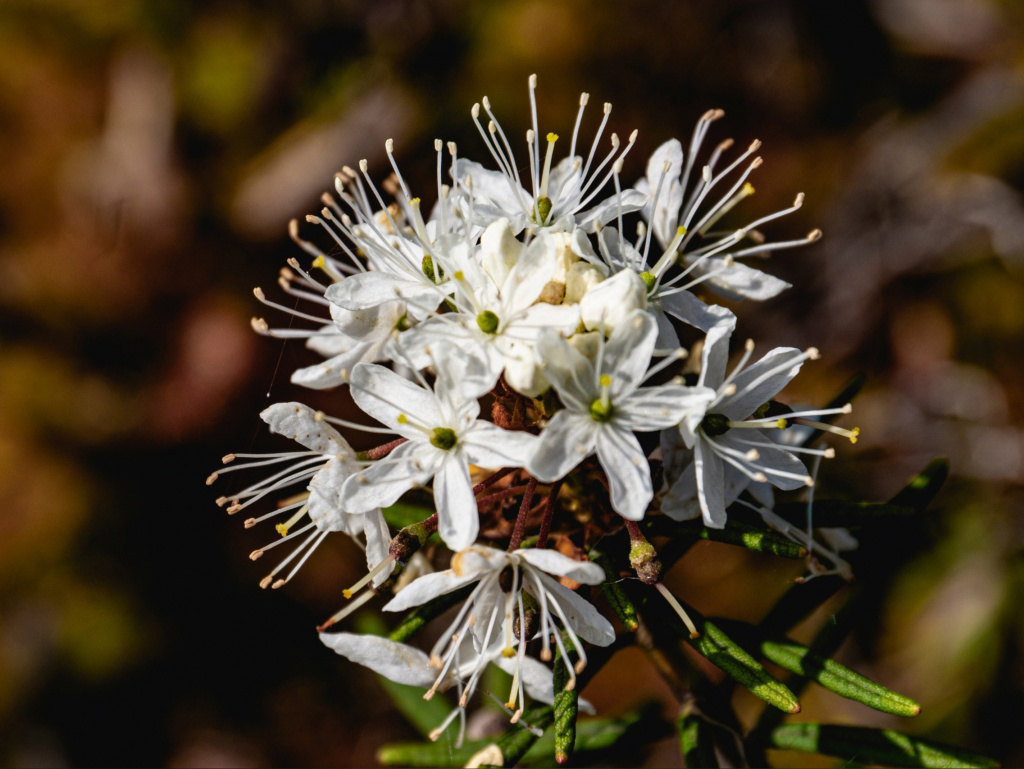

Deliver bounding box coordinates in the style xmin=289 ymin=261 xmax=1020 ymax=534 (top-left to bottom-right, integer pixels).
xmin=641 ymin=139 xmax=685 ymax=246
xmin=718 ymin=432 xmax=808 ymax=491
xmin=431 ymin=338 xmax=496 ymax=403
xmin=309 ymin=458 xmax=361 ymax=533
xmin=518 ymin=550 xmax=605 ymax=585
xmin=536 ymin=332 xmax=594 ymax=408
xmin=691 ymin=257 xmax=791 ymax=301
xmin=291 ymin=340 xmax=378 ymax=390
xmin=306 ymin=324 xmax=358 ymax=358
xmin=508 ymin=302 xmax=581 ymax=340
xmin=617 ymin=385 xmax=715 ymax=433
xmin=462 ymin=424 xmax=538 ymax=469
xmin=503 ymin=231 xmax=556 ymax=316
xmin=455 ymin=159 xmax=529 ymax=218
xmin=595 ymin=427 xmax=652 ymax=521
xmin=527 ymin=411 xmax=597 ymax=482
xmin=340 ymin=441 xmax=433 ymax=512
xmin=698 ymin=315 xmax=737 ymax=390
xmin=361 ymin=508 xmax=395 ymax=587
xmin=602 ymin=309 xmax=657 ymax=397
xmin=695 ymin=438 xmax=727 ymax=528
xmin=659 ymin=289 xmax=736 ymax=333
xmin=536 ymin=573 xmax=615 ymax=646
xmin=319 ymin=633 xmax=436 ymax=687
xmin=382 ymin=567 xmax=481 ymax=613
xmin=653 ymin=307 xmax=681 ymax=350
xmin=720 ymin=347 xmax=804 ymax=420
xmin=433 ymin=453 xmax=479 ymax=551
xmin=327 ymin=272 xmax=442 ymax=313
xmin=497 ymin=654 xmax=555 ymax=704
xmin=329 ymin=300 xmax=405 ymax=341
xmin=260 ymin=402 xmax=351 ymax=455
xmin=576 ymin=188 xmax=649 ymax=232
xmin=349 ymin=362 xmax=444 ymax=434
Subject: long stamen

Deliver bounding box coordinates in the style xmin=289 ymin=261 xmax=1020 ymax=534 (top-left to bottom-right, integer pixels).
xmin=316 ymin=589 xmax=375 ymax=632
xmin=655 ymin=582 xmax=699 ymax=638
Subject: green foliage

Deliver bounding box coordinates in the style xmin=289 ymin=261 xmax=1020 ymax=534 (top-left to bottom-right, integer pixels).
xmin=552 ymin=638 xmax=580 ymax=765
xmin=768 ymin=723 xmax=999 ymax=768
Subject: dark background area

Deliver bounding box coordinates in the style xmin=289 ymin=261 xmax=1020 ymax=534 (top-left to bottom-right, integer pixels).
xmin=1 ymin=0 xmax=1023 ymax=766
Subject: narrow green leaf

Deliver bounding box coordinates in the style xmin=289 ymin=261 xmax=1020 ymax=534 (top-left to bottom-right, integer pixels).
xmin=382 ymin=500 xmax=435 ymax=530
xmin=889 ymin=458 xmax=949 ymax=511
xmin=495 ymin=705 xmax=554 ymax=767
xmin=646 ymin=518 xmax=808 ymax=559
xmin=772 ymin=500 xmax=917 ymax=528
xmin=761 ymin=638 xmax=920 ymax=716
xmin=377 ymin=738 xmax=484 ymax=767
xmin=690 ymin=620 xmax=802 ymax=714
xmin=388 ymin=584 xmax=474 ymax=644
xmin=677 ymin=707 xmax=719 ymax=768
xmin=377 ymin=706 xmax=667 ymax=768
xmin=769 ymin=723 xmax=999 ymax=768
xmin=375 ymin=677 xmax=455 ymax=740
xmin=591 ymin=551 xmax=640 ymax=632
xmin=553 ymin=639 xmax=580 ymax=765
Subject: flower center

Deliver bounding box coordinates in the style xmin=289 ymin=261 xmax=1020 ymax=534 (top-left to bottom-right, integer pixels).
xmin=700 ymin=412 xmax=731 ymax=437
xmin=589 ymin=373 xmax=615 ymax=422
xmin=589 ymin=399 xmax=614 ymax=422
xmin=393 ymin=313 xmax=410 ymax=332
xmin=429 ymin=427 xmax=457 ymax=450
xmin=476 ymin=310 xmax=500 ymax=335
xmin=639 ymin=270 xmax=657 ymax=292
xmin=534 ymin=195 xmax=553 ymax=224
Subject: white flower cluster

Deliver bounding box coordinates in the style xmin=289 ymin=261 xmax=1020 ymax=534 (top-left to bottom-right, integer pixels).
xmin=211 ymin=76 xmax=859 ymax=743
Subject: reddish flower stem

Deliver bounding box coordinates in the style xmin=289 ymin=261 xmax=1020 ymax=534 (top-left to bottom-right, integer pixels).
xmin=365 ymin=437 xmax=407 ymax=460
xmin=476 ymin=485 xmax=531 ymax=507
xmin=508 ymin=476 xmax=538 ymax=552
xmin=536 ymin=480 xmax=562 ymax=549
xmin=625 ymin=520 xmax=644 ymax=543
xmin=472 ymin=466 xmax=516 ymax=496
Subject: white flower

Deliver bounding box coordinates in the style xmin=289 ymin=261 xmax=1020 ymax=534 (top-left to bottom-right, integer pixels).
xmin=528 ymin=310 xmax=712 ymax=520
xmin=636 ymin=116 xmax=821 ymax=303
xmin=661 ymin=317 xmax=853 ymax=527
xmin=380 ymin=544 xmax=613 ymax=724
xmin=209 ymin=402 xmax=393 ymax=590
xmin=341 ymin=344 xmax=538 ymax=550
xmin=454 ymin=75 xmax=647 ymax=234
xmin=396 ymin=228 xmax=579 ymax=396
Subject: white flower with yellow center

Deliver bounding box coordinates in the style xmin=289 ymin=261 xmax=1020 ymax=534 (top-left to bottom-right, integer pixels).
xmin=209 ymin=402 xmax=393 ymax=591
xmin=661 ymin=317 xmax=858 ymax=527
xmin=340 ymin=343 xmax=538 ymax=550
xmin=454 ymin=75 xmax=647 ymax=234
xmin=377 ymin=545 xmax=612 ymax=726
xmin=528 ymin=310 xmax=713 ymax=520
xmin=636 ymin=114 xmax=821 ymax=302
xmin=396 ymin=224 xmax=579 ymax=396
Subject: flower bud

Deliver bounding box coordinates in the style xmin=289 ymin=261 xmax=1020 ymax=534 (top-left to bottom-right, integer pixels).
xmin=565 ymin=261 xmax=605 ymax=303
xmin=580 ymin=269 xmax=648 ymax=333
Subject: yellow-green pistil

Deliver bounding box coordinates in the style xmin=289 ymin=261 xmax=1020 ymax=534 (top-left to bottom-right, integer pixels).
xmin=589 ymin=374 xmax=615 ymax=422
xmin=476 ymin=310 xmax=500 ymax=335
xmin=430 ymin=427 xmax=457 ymax=450
xmin=534 ymin=195 xmax=553 ymax=224
xmin=639 ymin=270 xmax=657 ymax=292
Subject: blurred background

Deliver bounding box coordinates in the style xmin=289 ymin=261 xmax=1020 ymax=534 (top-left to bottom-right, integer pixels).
xmin=1 ymin=0 xmax=1023 ymax=766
